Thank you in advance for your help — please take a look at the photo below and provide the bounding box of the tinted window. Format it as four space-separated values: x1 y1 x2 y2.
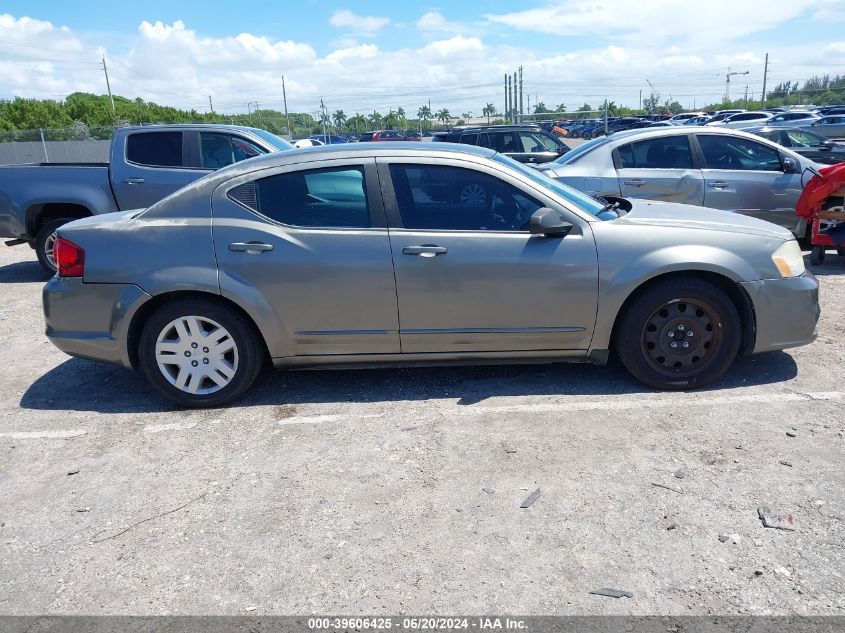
785 112 812 120
459 133 479 145
617 136 693 169
732 113 767 121
784 129 824 147
488 132 520 153
753 130 785 145
359 133 374 141
519 131 559 152
698 135 782 171
201 133 265 169
126 132 182 167
389 164 543 231
250 167 369 228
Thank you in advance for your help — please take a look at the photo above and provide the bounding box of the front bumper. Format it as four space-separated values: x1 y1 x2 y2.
43 277 152 368
740 272 820 354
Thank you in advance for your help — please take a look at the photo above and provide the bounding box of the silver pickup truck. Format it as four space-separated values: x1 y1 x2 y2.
0 124 292 272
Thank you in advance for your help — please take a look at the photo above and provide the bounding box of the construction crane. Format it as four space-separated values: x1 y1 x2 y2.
724 67 749 103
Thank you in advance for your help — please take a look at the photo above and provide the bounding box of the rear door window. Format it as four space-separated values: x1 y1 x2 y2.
616 136 693 169
234 166 371 228
126 132 183 167
459 133 479 145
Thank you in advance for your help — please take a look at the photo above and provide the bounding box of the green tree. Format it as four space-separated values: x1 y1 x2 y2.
417 105 432 132
482 102 496 124
555 103 566 114
332 109 347 131
533 102 550 114
368 111 383 128
435 108 451 126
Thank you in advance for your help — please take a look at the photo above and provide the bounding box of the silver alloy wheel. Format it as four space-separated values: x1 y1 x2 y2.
44 232 58 271
460 183 487 208
154 315 239 395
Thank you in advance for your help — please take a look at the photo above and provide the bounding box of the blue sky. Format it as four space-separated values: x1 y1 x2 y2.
1 1 844 116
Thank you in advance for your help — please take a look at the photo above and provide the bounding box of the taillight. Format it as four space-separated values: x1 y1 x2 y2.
53 237 85 277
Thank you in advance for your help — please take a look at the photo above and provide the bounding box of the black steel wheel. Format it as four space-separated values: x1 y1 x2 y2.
615 277 741 390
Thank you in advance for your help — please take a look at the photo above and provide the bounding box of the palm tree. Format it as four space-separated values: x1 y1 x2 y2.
332 109 347 132
417 104 432 132
384 110 398 130
396 106 406 123
461 111 473 121
435 108 451 126
555 103 566 114
482 102 496 124
347 114 367 134
368 111 383 128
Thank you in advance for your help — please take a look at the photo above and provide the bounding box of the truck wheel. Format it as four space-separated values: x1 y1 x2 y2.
35 218 74 274
615 277 741 390
810 246 826 266
138 298 265 408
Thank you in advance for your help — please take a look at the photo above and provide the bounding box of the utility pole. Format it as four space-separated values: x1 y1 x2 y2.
527 95 531 116
639 89 642 112
208 95 213 113
281 76 291 137
761 53 769 107
503 74 508 124
320 98 327 139
247 102 252 116
744 85 749 108
101 57 115 112
518 66 524 124
507 75 512 122
724 67 749 103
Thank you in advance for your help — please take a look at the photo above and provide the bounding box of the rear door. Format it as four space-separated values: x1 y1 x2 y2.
111 130 198 209
211 158 400 357
694 133 803 232
614 134 704 205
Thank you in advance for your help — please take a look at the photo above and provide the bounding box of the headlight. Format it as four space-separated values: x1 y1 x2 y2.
771 240 805 278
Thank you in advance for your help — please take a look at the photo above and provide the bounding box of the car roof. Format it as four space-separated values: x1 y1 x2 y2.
120 123 268 134
598 125 781 143
433 124 542 135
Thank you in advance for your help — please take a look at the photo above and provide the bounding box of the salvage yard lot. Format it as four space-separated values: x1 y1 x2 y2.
0 245 842 615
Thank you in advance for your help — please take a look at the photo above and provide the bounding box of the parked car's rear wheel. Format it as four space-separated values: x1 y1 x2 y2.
35 218 74 274
810 245 826 266
459 183 488 208
139 298 264 407
615 277 741 390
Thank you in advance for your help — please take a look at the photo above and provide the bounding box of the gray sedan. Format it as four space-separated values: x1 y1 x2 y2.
537 127 817 238
43 143 819 407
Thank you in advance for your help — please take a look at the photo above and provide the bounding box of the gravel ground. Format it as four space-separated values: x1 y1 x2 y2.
0 244 842 616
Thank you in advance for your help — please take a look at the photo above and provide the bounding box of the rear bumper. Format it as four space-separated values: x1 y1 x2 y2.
43 277 152 368
740 272 820 354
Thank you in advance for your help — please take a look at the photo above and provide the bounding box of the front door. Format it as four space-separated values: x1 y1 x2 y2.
380 159 598 354
211 159 400 357
695 134 803 232
614 134 704 205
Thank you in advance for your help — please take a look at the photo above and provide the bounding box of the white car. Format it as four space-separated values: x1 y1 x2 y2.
707 111 773 128
293 138 324 149
667 112 707 124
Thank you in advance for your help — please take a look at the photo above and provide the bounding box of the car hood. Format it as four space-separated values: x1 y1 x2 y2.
613 199 794 240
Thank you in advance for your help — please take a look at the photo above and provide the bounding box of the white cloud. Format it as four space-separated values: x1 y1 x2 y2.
329 10 390 37
485 0 816 45
1 12 844 119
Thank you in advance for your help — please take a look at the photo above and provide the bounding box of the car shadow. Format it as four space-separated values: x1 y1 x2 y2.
0 258 49 284
20 351 798 414
805 253 845 276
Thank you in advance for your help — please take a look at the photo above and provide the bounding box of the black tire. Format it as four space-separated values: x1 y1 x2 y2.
35 217 74 274
810 245 826 266
614 277 741 390
138 298 265 407
837 247 845 257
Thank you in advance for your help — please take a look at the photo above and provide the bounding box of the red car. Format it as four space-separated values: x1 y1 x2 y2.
358 130 419 141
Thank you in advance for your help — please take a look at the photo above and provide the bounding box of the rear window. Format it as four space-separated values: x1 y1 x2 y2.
126 132 183 167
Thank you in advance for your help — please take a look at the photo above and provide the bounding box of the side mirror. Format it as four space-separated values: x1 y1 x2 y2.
782 155 800 174
819 140 835 150
529 208 573 236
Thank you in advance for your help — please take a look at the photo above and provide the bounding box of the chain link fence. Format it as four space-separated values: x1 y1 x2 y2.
0 123 116 164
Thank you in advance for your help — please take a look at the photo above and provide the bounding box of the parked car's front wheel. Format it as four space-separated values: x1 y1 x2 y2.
35 218 74 275
615 277 741 390
139 298 265 407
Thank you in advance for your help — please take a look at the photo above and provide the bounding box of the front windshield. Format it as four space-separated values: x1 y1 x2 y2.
550 135 609 165
249 128 294 151
492 153 608 217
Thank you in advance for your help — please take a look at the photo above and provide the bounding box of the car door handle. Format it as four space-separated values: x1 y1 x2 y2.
709 181 729 189
229 241 274 253
402 245 448 257
123 177 145 184
623 179 645 186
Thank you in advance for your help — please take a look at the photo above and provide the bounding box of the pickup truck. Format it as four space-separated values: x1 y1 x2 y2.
0 124 292 272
